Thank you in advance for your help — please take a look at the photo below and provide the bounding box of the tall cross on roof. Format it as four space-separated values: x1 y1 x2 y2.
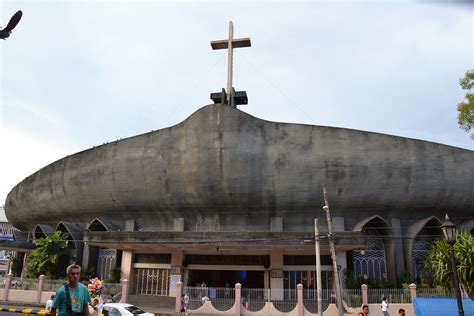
210 21 251 107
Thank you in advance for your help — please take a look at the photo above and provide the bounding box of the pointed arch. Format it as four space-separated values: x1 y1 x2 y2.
352 215 393 282
55 222 84 265
353 215 391 232
460 220 474 234
87 218 108 232
405 216 443 278
56 222 84 246
85 218 120 232
34 224 55 240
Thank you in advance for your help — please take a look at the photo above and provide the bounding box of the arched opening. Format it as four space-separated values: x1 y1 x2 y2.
85 218 120 280
352 216 392 282
55 222 84 275
410 217 442 283
88 219 107 232
33 224 55 240
34 226 46 240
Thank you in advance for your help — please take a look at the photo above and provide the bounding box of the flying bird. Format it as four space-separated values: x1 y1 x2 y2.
0 10 23 40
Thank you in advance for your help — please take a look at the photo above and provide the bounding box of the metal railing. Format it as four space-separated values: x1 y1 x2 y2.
241 288 266 312
182 286 235 311
367 288 411 304
10 277 39 290
42 279 66 292
270 288 298 312
416 287 451 298
303 289 331 314
101 282 122 302
342 288 363 308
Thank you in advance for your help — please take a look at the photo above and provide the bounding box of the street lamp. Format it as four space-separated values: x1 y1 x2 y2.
440 214 464 316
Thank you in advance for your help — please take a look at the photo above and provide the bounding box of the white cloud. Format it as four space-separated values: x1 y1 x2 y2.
0 126 79 207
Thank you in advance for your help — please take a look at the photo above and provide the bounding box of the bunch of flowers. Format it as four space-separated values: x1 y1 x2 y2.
87 277 103 298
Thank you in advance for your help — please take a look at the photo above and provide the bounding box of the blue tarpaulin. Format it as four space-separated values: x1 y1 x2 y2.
413 298 474 316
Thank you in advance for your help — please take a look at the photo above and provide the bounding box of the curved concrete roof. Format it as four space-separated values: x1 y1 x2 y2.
5 104 474 229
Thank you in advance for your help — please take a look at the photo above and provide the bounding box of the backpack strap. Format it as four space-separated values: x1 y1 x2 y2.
64 283 72 316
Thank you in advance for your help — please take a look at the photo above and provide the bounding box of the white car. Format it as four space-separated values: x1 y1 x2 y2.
102 303 154 316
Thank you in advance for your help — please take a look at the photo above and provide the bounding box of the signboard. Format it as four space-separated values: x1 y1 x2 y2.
270 269 283 278
171 266 182 275
169 274 181 296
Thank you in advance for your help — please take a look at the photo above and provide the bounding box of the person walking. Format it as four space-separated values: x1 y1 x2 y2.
51 264 91 316
381 296 389 316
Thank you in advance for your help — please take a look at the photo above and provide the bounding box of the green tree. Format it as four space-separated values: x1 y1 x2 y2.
26 231 72 278
425 231 473 297
457 70 474 138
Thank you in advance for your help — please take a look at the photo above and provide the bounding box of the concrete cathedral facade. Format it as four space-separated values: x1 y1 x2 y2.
4 103 474 298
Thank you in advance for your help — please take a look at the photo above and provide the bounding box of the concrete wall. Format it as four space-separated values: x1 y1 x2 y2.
5 104 474 231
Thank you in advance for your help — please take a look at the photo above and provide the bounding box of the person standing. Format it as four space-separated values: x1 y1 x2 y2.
45 295 55 311
381 296 389 316
51 264 91 316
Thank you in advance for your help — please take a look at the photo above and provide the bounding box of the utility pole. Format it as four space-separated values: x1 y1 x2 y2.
314 218 323 316
323 186 344 316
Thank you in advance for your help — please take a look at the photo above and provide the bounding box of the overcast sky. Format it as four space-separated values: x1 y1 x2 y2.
0 0 473 215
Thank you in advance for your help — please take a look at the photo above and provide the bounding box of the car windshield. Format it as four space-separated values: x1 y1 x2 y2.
124 306 146 314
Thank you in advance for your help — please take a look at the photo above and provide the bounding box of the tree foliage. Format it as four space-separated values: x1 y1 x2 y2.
457 70 474 138
26 231 72 278
425 231 473 297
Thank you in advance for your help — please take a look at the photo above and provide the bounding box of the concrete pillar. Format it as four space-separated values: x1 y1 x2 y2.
235 283 241 316
121 251 134 293
120 279 129 303
297 283 303 316
409 283 417 302
361 284 368 305
4 273 12 301
264 269 269 297
390 218 406 284
170 249 183 297
36 275 45 304
270 248 284 300
175 282 183 313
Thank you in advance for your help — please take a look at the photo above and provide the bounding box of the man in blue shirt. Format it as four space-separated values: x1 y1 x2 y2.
51 264 91 316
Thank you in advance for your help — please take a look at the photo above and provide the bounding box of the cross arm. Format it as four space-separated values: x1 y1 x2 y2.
211 37 252 50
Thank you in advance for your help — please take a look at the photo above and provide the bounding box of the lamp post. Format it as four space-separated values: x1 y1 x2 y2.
440 214 464 316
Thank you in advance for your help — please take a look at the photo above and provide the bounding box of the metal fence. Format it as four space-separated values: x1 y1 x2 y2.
367 288 411 304
101 282 122 302
10 277 39 290
183 286 235 311
342 289 363 308
241 288 266 312
303 289 331 314
268 288 298 313
417 287 451 298
42 279 66 292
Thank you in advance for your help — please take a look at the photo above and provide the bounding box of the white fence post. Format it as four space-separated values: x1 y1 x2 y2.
119 279 129 303
3 273 12 301
234 283 241 316
409 283 417 302
36 275 45 303
297 283 304 316
361 284 368 305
